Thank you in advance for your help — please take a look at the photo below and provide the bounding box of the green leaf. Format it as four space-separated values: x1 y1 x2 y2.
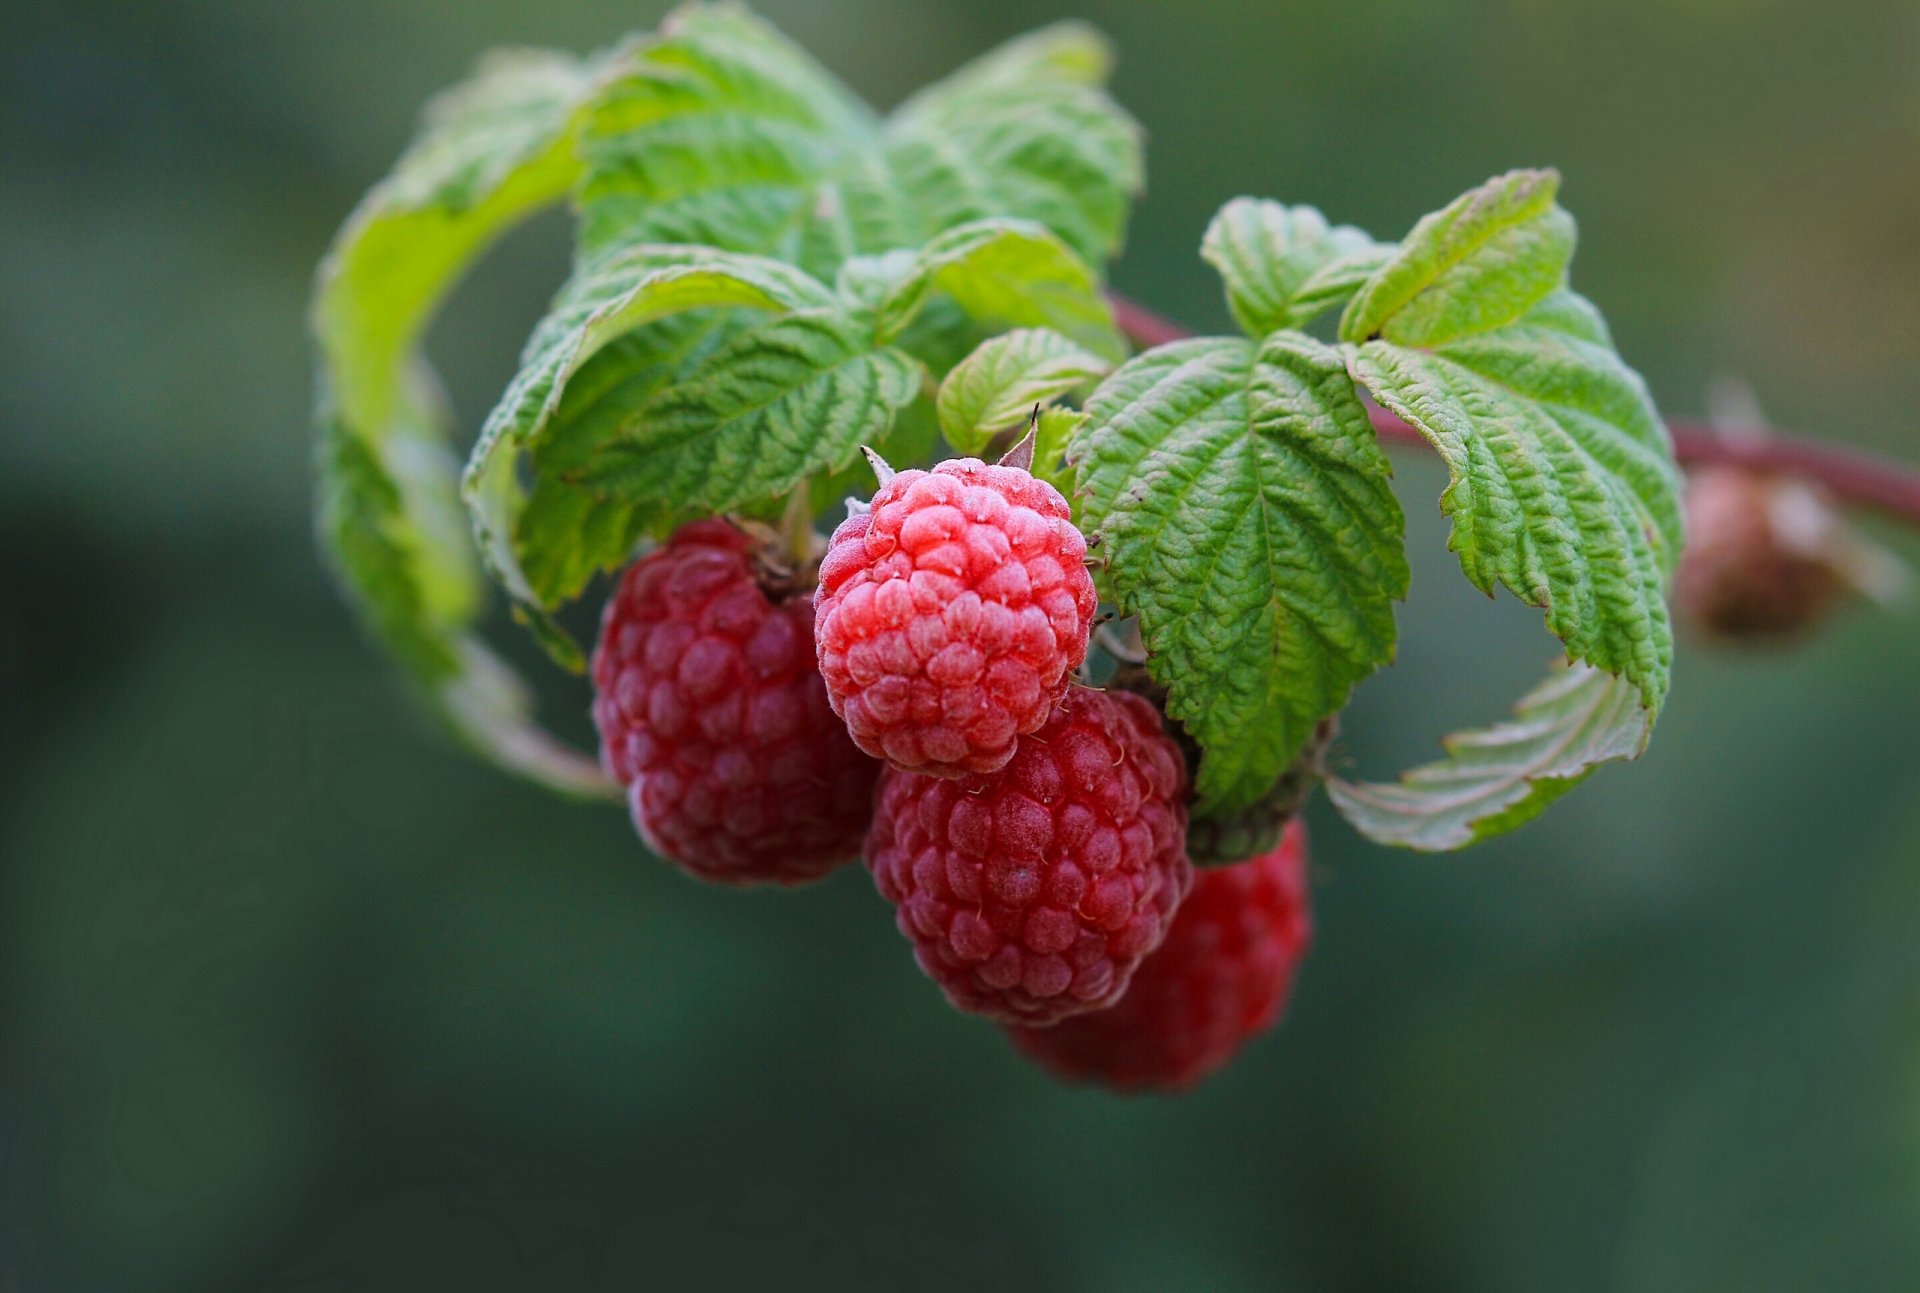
462 243 840 625
578 9 1142 275
882 21 1143 267
1327 660 1648 851
310 47 615 797
1030 405 1087 499
874 219 1125 361
935 328 1110 456
1327 169 1683 849
578 308 923 512
1073 332 1408 812
1340 167 1575 347
1200 198 1385 336
1347 289 1681 710
514 310 744 607
576 4 885 267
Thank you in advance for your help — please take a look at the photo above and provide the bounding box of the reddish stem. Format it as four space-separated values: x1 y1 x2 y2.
1106 292 1920 527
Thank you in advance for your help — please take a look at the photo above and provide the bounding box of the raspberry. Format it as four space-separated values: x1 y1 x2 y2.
864 687 1193 1024
1008 819 1312 1092
1673 465 1850 641
814 458 1098 777
1113 663 1335 866
591 519 880 885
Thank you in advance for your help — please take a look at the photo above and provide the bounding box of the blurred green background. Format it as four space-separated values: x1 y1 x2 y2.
5 1 1920 1288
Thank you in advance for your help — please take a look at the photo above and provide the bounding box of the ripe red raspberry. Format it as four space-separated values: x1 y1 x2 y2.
814 458 1098 778
1008 819 1312 1092
591 520 880 885
864 687 1193 1025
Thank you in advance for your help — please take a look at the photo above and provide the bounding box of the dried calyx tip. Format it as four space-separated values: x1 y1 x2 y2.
997 405 1041 472
860 445 896 487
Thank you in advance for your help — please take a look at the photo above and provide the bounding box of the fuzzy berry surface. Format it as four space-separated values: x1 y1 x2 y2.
591 520 879 886
864 687 1193 1025
1008 819 1312 1093
814 458 1098 778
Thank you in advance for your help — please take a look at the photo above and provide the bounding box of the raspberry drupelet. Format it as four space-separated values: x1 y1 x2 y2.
864 687 1193 1025
1008 818 1313 1092
814 458 1098 778
591 520 880 886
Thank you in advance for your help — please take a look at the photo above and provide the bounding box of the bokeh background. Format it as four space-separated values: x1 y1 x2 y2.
5 1 1920 1288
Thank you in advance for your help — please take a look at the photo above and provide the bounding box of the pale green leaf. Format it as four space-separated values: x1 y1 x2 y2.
1031 405 1086 498
1200 197 1384 336
578 9 1142 275
1328 660 1649 851
1073 332 1408 811
1347 289 1681 711
1340 167 1574 347
462 243 839 620
579 308 922 513
1327 170 1683 849
874 219 1124 361
311 47 615 797
935 328 1110 456
881 21 1142 267
577 4 886 267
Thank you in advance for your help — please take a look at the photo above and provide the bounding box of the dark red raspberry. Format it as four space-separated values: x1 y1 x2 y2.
814 458 1098 778
1008 819 1312 1092
591 520 880 885
864 687 1193 1025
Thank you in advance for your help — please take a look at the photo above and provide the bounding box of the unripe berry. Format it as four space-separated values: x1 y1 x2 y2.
814 458 1098 778
591 520 880 885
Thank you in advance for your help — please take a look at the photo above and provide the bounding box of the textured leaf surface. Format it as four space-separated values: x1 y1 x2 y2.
578 8 1140 273
1200 198 1384 336
1328 661 1647 851
463 244 839 615
311 48 614 796
1341 168 1575 347
1330 170 1683 848
580 309 922 510
1074 333 1408 811
881 21 1142 267
874 219 1124 361
935 328 1109 456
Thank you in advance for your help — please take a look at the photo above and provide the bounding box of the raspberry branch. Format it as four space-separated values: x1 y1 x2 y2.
1106 292 1920 527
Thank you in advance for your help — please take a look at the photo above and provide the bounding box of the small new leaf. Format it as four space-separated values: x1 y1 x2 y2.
936 328 1110 456
1341 167 1574 347
1200 198 1385 336
1328 661 1647 851
1074 332 1408 811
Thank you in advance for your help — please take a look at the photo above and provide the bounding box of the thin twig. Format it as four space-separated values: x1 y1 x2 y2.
1106 291 1920 527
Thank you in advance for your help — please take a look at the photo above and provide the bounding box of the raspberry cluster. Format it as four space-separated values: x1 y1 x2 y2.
814 458 1098 778
587 455 1316 1090
591 520 879 885
1007 819 1312 1091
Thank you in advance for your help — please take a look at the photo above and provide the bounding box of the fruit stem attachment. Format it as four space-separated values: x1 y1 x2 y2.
1104 291 1920 528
